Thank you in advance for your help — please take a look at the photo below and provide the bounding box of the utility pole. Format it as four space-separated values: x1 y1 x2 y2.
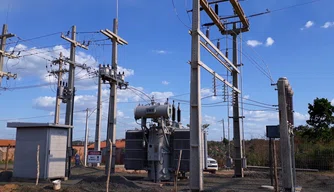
50 52 67 124
94 65 103 167
61 26 89 178
0 24 18 87
222 118 225 140
190 0 203 191
277 77 294 192
84 108 89 167
231 22 244 178
100 19 129 175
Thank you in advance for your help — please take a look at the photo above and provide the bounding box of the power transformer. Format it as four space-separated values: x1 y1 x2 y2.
124 100 207 182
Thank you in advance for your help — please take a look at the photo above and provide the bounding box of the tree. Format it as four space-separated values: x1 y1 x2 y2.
303 98 334 143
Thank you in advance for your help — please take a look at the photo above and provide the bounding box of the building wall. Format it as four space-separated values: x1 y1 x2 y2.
73 145 85 163
14 128 48 179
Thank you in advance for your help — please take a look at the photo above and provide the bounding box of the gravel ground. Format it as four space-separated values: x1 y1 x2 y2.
0 166 333 192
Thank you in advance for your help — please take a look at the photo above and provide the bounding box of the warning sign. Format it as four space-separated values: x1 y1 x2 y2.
87 151 102 163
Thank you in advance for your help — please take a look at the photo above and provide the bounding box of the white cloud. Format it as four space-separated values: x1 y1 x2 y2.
152 50 168 54
162 80 169 85
305 21 314 28
246 40 262 47
202 115 218 131
331 99 334 105
265 37 275 47
5 44 134 91
243 95 250 99
294 112 308 122
321 22 334 29
102 87 174 103
201 88 217 100
301 21 314 30
33 96 55 110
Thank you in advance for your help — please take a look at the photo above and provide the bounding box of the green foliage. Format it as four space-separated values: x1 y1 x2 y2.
222 138 229 146
294 140 334 171
300 98 334 143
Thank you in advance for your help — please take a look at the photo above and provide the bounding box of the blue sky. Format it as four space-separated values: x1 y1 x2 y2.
0 0 333 141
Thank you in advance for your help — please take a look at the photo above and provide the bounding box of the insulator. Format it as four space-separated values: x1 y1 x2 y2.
215 3 219 15
172 100 176 122
107 64 110 68
213 77 217 96
217 40 220 50
177 103 181 123
206 28 210 39
103 64 106 68
225 48 228 58
122 72 125 75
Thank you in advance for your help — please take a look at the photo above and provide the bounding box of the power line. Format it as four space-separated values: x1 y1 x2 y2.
0 109 86 122
269 0 322 13
172 0 191 29
5 32 64 46
0 76 96 91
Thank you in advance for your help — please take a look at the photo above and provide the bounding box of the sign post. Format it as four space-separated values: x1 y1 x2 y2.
87 151 102 164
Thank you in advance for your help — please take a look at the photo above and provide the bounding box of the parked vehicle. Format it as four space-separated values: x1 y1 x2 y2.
204 156 218 174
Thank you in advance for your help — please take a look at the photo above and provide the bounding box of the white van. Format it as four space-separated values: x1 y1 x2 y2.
204 156 218 174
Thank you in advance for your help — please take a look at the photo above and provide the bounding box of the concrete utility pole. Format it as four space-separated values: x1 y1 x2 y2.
220 118 225 140
108 18 119 175
94 65 103 167
84 108 89 166
277 77 294 192
51 52 66 124
0 24 18 87
190 0 203 190
61 25 89 178
231 23 244 177
100 18 129 175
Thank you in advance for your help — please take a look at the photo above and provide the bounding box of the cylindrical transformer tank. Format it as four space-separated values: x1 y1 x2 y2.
134 104 172 120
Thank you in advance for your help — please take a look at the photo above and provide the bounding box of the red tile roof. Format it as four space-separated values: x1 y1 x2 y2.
0 140 16 147
88 139 125 149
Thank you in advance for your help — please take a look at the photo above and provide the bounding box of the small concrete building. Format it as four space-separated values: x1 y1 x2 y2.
7 122 72 180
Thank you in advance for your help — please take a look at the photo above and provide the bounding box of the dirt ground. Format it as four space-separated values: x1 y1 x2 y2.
0 166 333 192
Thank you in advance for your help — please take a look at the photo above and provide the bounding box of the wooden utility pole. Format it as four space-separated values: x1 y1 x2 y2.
0 24 18 87
36 145 40 185
4 144 10 171
174 150 183 192
61 25 88 178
